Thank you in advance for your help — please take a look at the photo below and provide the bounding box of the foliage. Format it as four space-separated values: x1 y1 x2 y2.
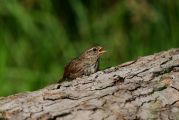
0 0 179 96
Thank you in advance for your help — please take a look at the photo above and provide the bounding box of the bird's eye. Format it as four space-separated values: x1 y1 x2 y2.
93 48 97 51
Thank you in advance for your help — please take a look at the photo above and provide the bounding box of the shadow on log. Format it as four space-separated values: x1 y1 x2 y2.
1 48 179 120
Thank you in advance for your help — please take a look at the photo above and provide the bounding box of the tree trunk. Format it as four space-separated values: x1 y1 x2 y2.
1 48 179 120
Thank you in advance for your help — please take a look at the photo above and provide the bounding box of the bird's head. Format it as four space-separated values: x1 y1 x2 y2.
81 46 106 60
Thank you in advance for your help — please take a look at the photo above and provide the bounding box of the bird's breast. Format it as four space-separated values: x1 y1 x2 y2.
84 61 99 75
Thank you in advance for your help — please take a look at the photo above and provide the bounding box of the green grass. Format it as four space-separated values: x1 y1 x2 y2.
0 0 179 96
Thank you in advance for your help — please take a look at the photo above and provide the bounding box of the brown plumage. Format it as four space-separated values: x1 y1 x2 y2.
58 46 106 82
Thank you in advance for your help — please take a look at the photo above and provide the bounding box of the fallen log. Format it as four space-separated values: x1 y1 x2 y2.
0 48 179 120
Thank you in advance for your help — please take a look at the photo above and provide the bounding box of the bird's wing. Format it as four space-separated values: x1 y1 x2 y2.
62 58 84 79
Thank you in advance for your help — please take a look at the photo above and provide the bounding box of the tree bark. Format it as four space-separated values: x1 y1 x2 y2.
1 48 179 120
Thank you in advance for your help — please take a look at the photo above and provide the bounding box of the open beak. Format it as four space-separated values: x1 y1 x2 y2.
98 47 106 55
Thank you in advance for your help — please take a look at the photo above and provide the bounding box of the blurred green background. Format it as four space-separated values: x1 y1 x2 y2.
0 0 179 96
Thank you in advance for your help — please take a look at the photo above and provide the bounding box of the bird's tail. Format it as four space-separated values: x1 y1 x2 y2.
57 77 63 83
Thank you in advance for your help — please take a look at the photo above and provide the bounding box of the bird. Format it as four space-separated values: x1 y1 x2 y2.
58 46 106 82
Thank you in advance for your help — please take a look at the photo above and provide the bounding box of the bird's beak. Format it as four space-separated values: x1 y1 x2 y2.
98 47 106 55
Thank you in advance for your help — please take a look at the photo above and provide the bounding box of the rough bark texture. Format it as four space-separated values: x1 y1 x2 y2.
1 49 179 120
